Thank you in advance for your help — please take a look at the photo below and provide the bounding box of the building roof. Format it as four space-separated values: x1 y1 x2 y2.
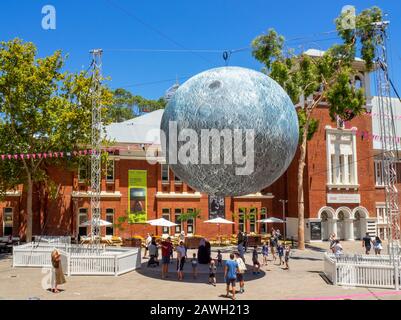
104 109 164 144
304 48 364 62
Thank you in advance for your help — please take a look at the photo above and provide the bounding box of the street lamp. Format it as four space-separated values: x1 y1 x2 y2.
279 199 288 240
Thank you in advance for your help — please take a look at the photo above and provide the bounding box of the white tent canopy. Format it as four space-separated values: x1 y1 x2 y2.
146 218 177 227
203 217 234 224
80 218 112 227
257 217 285 223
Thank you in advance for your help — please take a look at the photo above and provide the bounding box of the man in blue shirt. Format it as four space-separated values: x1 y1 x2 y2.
224 253 239 300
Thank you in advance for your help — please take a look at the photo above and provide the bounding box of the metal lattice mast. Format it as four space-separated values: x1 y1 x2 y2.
89 49 103 244
373 21 400 289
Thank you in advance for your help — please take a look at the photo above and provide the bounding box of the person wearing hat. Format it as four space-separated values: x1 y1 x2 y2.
50 249 66 293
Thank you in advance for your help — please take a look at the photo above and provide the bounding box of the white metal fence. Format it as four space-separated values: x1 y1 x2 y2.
13 243 140 276
33 236 71 244
324 253 400 289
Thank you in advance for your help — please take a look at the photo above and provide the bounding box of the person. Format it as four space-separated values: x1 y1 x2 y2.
50 249 66 293
237 241 245 263
329 233 337 253
243 232 248 252
198 238 209 264
284 244 291 270
252 246 260 274
224 253 239 300
261 242 269 266
276 229 282 240
143 233 152 258
179 231 186 243
161 237 173 279
217 250 223 267
270 238 276 262
362 233 373 255
237 231 244 245
277 242 284 265
176 241 186 280
147 238 159 267
205 239 212 262
191 253 198 279
333 240 344 258
208 259 217 286
373 236 383 255
235 252 247 293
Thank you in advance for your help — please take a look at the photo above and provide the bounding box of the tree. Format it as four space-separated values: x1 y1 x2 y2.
0 38 113 241
105 88 167 123
178 209 201 234
252 7 382 249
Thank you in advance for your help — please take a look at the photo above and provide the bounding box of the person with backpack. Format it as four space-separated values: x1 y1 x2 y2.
235 251 247 293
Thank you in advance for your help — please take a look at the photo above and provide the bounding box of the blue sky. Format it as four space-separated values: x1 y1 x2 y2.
0 0 400 99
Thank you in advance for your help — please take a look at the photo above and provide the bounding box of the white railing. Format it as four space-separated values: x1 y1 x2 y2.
12 243 141 276
324 252 401 289
33 236 71 244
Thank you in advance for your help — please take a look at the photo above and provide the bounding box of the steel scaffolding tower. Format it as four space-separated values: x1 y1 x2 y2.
89 49 103 244
373 21 400 289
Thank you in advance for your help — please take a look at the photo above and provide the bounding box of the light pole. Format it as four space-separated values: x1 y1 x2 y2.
279 199 288 240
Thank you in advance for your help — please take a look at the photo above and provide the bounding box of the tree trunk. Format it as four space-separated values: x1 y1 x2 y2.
26 174 33 242
297 112 311 250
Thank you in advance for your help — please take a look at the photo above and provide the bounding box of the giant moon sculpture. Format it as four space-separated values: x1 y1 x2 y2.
160 66 299 196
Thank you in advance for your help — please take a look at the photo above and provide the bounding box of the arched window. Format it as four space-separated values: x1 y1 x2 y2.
354 75 363 90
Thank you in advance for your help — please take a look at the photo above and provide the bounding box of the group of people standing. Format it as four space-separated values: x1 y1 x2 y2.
329 232 383 256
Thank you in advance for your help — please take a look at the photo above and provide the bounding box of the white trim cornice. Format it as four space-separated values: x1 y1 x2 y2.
72 191 122 198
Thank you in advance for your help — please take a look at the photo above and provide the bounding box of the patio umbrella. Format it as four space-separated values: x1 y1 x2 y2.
146 218 177 227
257 217 285 223
203 217 234 245
79 218 112 227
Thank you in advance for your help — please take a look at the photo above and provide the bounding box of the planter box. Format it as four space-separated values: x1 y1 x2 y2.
123 238 142 247
247 235 262 247
185 237 204 249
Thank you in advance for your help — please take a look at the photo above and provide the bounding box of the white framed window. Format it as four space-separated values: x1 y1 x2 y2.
161 164 169 184
260 207 267 233
106 160 114 183
174 208 182 234
326 129 357 187
249 208 257 233
78 159 89 183
376 205 387 224
105 208 114 236
186 208 194 234
238 208 246 233
174 174 182 184
162 208 170 234
374 160 385 187
3 207 13 236
78 208 88 236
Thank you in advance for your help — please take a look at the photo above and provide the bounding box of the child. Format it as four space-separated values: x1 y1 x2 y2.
261 242 269 266
269 238 276 262
217 250 223 267
277 243 284 265
284 244 291 270
191 253 198 279
208 259 217 286
252 246 260 275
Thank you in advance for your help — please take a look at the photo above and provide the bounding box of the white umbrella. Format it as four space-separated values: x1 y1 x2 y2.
80 218 112 227
204 217 234 245
257 217 285 223
146 218 177 227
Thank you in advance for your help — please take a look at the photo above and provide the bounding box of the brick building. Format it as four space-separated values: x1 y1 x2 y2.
0 52 397 242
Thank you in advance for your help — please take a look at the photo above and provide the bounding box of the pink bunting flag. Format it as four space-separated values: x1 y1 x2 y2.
26 154 30 159
78 150 82 155
13 155 18 160
43 153 47 158
54 152 58 158
60 152 63 157
7 155 11 160
32 154 36 159
83 150 87 155
1 155 4 160
20 154 24 159
48 152 52 158
38 153 42 158
73 151 78 156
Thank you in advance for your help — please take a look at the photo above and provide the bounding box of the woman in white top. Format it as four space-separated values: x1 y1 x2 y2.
333 240 343 258
176 241 187 280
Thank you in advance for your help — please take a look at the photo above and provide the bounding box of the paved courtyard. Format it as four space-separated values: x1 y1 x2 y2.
1 241 401 300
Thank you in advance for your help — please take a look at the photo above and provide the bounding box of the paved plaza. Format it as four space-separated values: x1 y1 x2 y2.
1 241 401 300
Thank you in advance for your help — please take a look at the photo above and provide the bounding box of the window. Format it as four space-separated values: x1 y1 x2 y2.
249 208 257 233
238 208 246 233
260 207 267 233
374 160 384 186
174 174 182 184
327 131 357 186
105 209 114 236
78 159 89 183
161 164 169 183
376 205 386 224
186 208 194 234
78 208 88 236
3 208 13 236
174 208 182 234
106 160 114 183
162 208 170 234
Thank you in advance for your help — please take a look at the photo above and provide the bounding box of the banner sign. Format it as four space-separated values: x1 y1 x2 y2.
128 170 147 223
208 195 225 219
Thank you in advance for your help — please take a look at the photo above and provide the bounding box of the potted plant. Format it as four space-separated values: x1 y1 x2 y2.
114 210 143 247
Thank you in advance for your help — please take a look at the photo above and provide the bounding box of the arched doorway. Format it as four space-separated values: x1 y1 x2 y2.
318 207 336 241
352 207 369 240
336 207 353 240
321 212 329 241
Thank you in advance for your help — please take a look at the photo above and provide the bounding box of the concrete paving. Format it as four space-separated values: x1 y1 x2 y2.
0 241 400 300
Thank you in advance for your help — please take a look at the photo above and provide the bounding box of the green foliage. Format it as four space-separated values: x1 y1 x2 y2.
297 109 319 141
178 209 201 222
105 88 167 123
